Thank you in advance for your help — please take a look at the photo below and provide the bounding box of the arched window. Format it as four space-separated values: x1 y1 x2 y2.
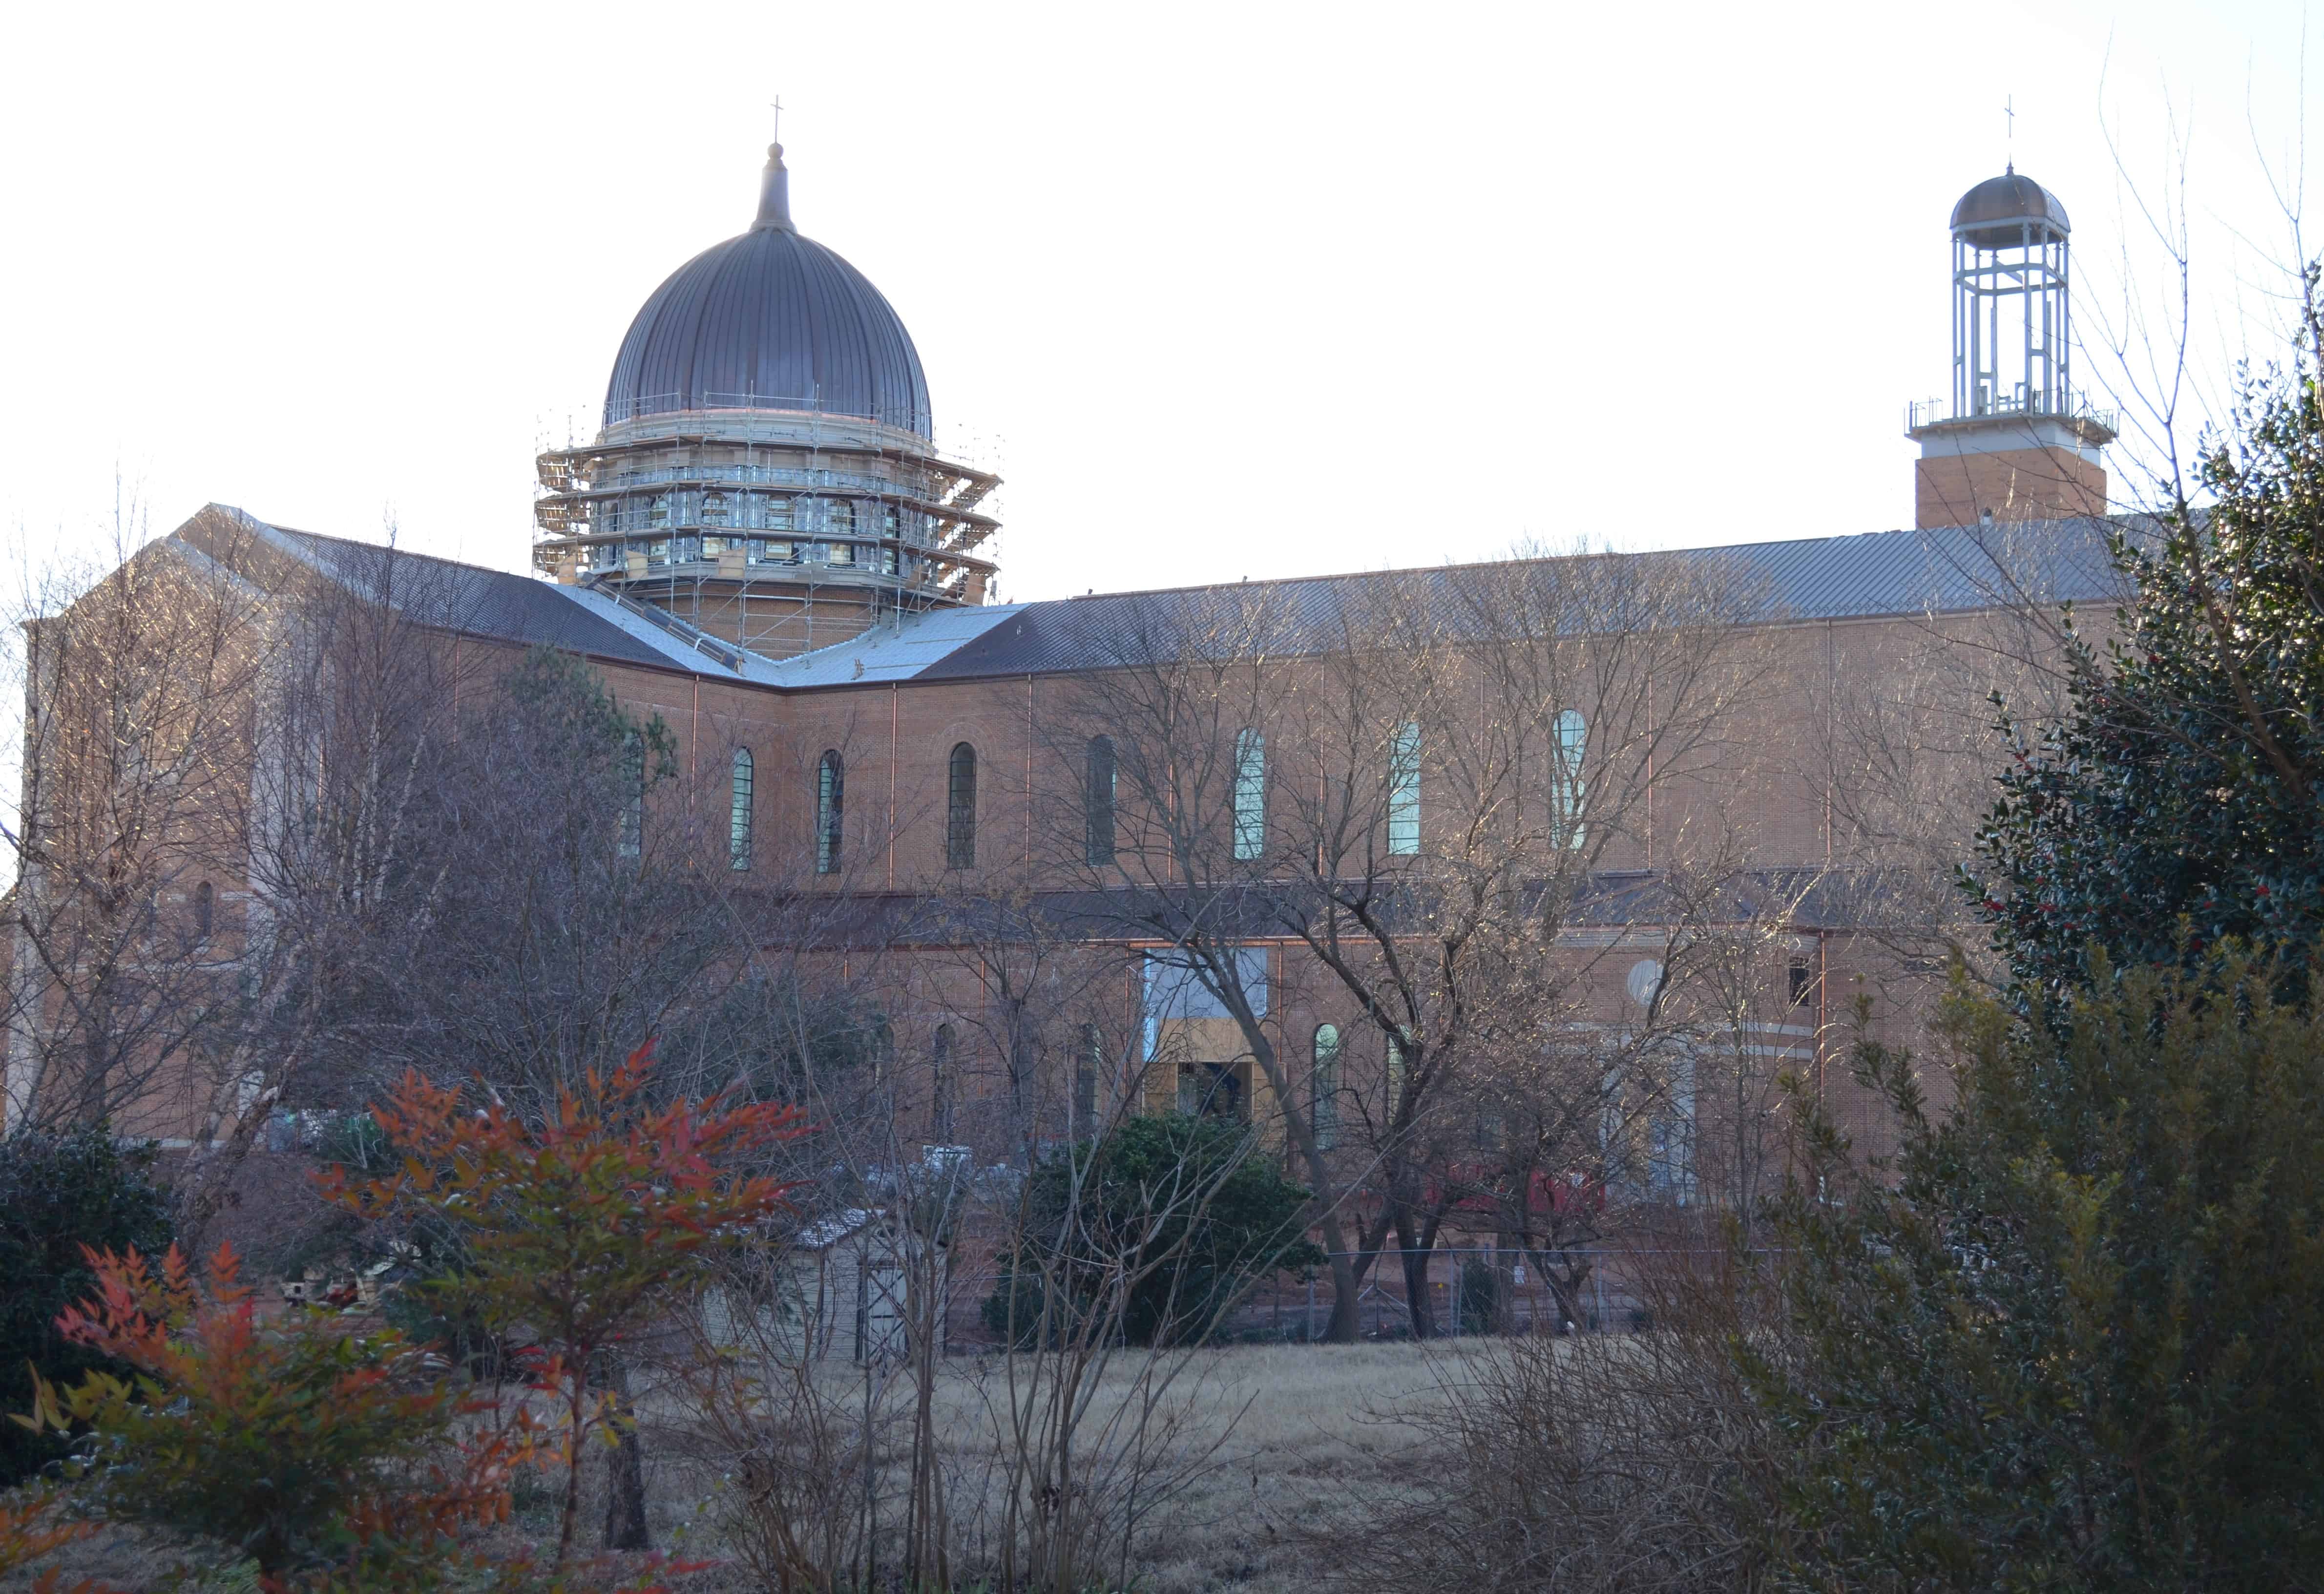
1552 709 1587 848
946 742 978 869
729 748 754 871
1233 728 1265 861
618 732 645 858
1387 722 1421 855
193 881 214 940
816 750 844 875
932 1022 955 1140
1085 735 1116 865
1311 1023 1340 1150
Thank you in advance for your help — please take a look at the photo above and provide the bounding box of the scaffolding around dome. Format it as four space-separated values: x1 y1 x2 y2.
531 136 1001 659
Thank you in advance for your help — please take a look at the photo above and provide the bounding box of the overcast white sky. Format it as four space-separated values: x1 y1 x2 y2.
1 1 2318 602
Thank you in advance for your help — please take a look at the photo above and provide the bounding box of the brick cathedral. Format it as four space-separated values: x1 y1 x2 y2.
6 138 2124 1259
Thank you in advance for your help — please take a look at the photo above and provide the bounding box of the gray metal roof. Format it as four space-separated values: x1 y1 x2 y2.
179 508 2133 695
602 144 931 437
759 601 1027 686
187 508 747 678
1950 169 2071 245
911 519 2130 683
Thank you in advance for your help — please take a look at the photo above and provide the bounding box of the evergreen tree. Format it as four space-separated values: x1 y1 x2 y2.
986 1114 1322 1348
1748 960 2324 1589
1970 290 2324 991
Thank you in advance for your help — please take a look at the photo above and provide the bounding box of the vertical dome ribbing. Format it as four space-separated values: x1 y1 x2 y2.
602 150 931 437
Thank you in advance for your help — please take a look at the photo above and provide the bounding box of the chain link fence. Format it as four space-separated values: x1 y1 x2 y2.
929 1246 1728 1354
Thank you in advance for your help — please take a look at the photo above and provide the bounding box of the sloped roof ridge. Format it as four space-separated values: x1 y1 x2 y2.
209 505 530 582
1008 516 2126 612
189 506 744 679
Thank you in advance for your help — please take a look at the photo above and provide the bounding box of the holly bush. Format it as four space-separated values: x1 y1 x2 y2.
0 1128 172 1486
1970 296 2324 993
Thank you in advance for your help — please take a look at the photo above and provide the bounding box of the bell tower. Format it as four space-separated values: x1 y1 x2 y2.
1905 168 2115 528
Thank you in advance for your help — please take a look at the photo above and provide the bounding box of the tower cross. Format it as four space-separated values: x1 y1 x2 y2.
770 95 784 145
2005 95 2015 171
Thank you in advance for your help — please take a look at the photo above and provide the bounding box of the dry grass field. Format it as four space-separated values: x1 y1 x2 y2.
6 1340 1502 1593
924 1340 1485 1594
634 1338 1495 1594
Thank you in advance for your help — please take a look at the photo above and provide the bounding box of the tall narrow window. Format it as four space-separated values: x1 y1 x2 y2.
193 881 214 940
1075 1024 1101 1127
946 742 978 869
1233 727 1265 861
1311 1023 1340 1150
816 750 844 875
618 732 645 858
1085 735 1116 865
729 748 754 871
932 1023 955 1140
1387 722 1421 856
1552 709 1588 848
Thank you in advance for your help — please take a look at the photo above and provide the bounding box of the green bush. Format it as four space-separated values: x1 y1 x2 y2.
1969 290 2324 996
984 1113 1323 1348
1748 956 2324 1589
0 1127 172 1486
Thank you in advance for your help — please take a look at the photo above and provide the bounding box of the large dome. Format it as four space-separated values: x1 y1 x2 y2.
602 143 932 439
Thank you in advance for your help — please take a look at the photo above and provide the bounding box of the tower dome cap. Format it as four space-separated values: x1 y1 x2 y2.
1950 168 2071 248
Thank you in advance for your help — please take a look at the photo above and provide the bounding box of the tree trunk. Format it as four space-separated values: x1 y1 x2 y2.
1395 1209 1435 1340
1317 1209 1363 1342
1539 1253 1592 1335
602 1356 651 1552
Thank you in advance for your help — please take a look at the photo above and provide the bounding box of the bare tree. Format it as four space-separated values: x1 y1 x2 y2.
1044 547 1775 1340
3 505 282 1141
0 508 508 1255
